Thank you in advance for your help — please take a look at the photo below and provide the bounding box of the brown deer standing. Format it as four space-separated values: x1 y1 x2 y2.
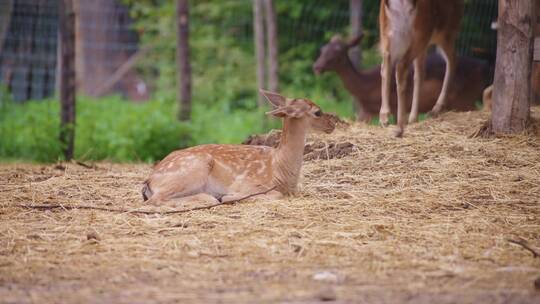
379 0 464 137
313 34 489 122
142 90 336 207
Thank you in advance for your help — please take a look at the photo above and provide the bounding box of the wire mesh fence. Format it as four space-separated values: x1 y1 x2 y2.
0 0 59 102
0 0 498 104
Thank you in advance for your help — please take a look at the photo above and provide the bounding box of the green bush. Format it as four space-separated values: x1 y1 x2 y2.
0 97 191 162
0 88 354 163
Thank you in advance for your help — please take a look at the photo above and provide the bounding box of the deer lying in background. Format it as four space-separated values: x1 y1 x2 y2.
483 64 540 111
142 90 336 207
313 34 489 122
379 0 464 137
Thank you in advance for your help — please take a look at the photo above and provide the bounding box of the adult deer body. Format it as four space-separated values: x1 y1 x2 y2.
142 90 335 207
380 0 464 136
313 35 489 122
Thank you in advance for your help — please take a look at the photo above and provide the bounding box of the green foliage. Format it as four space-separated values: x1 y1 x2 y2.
0 99 62 162
0 95 288 162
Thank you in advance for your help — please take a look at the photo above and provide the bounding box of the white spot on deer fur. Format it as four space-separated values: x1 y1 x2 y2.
386 0 416 63
234 172 248 183
256 165 266 175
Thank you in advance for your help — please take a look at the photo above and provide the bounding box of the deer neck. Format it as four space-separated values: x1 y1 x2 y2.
334 57 374 106
272 117 308 195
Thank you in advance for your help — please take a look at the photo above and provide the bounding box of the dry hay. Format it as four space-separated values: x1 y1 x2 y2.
1 108 540 303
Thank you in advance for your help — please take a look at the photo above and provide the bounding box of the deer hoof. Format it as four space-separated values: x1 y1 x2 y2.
428 107 444 118
379 112 390 127
408 115 418 124
392 128 404 138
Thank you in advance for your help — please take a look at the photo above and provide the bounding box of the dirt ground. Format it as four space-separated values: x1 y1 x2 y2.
1 108 540 303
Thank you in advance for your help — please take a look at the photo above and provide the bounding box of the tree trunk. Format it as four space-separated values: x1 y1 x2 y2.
264 0 278 93
491 0 533 133
253 0 266 106
176 0 191 121
349 0 365 121
59 0 77 160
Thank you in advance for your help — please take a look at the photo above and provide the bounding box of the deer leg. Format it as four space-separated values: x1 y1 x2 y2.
430 43 455 116
144 155 216 206
394 58 411 138
409 52 426 124
148 193 220 209
221 189 282 203
380 50 392 127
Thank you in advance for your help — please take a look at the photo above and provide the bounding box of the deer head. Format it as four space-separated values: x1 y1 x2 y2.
313 34 364 75
260 89 335 134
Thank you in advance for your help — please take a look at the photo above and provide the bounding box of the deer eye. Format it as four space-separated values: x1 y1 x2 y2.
314 110 322 117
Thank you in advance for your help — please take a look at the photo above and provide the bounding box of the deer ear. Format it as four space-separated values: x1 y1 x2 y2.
260 89 285 108
265 107 288 118
265 105 306 118
330 34 343 43
347 33 364 48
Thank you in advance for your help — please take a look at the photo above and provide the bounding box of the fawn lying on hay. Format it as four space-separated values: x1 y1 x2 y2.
142 90 336 207
379 0 464 137
313 34 489 122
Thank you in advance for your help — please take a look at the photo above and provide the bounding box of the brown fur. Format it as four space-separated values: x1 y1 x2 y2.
313 35 489 122
379 0 464 137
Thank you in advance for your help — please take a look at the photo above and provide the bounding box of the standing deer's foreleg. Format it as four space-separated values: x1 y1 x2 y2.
409 51 426 123
430 42 456 116
380 50 392 127
394 57 412 137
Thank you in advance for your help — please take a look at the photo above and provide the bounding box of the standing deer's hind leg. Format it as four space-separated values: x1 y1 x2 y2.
430 43 455 116
380 50 392 127
409 51 426 124
394 58 411 138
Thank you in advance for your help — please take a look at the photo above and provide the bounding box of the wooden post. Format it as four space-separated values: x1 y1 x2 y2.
58 0 76 160
253 0 266 106
176 0 191 121
0 0 13 56
491 0 534 133
349 0 363 67
264 0 278 93
349 0 364 121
